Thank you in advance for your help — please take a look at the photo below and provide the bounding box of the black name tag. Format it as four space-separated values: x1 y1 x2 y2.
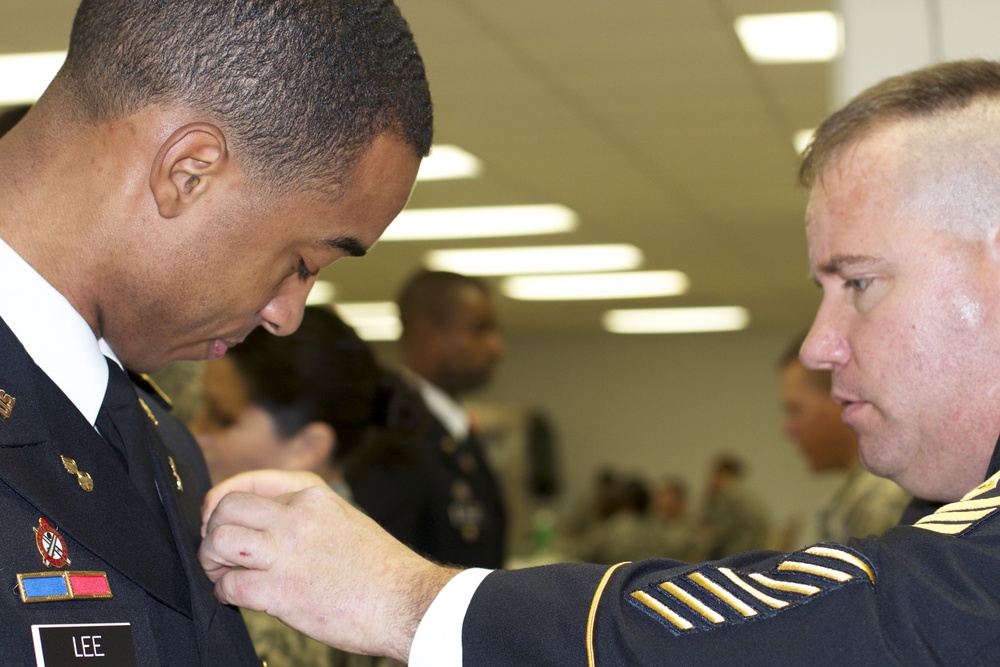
31 623 136 666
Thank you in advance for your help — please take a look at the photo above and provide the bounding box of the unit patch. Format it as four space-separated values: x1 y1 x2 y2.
629 543 875 636
34 518 71 569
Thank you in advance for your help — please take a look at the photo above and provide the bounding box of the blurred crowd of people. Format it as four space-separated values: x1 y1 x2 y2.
554 457 770 566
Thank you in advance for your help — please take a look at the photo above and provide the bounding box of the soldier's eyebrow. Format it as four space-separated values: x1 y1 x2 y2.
324 236 367 257
811 254 884 285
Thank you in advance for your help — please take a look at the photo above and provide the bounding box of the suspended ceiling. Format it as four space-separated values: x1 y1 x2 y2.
1 0 832 338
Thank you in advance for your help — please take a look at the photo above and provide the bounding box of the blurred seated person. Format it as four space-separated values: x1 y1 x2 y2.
190 305 404 667
650 476 702 562
558 466 626 541
572 477 667 564
700 455 771 559
780 336 910 542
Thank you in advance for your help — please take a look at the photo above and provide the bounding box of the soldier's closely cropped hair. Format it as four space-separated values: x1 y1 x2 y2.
396 270 492 332
799 59 1000 187
56 0 433 195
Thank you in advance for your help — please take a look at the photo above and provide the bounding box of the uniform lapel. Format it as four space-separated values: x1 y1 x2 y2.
0 320 192 616
134 377 260 665
140 406 219 656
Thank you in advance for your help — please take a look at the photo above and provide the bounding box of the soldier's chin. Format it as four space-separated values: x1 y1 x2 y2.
206 340 230 360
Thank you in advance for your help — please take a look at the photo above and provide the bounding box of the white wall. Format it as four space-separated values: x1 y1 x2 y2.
835 0 1000 107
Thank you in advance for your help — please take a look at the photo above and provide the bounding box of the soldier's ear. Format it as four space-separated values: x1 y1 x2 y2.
149 123 229 218
281 422 336 472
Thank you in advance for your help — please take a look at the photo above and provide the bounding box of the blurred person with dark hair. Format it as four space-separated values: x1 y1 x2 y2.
191 306 418 667
700 455 771 558
192 306 389 488
554 467 625 556
780 335 909 543
348 269 507 569
651 477 687 522
650 477 702 562
574 477 694 565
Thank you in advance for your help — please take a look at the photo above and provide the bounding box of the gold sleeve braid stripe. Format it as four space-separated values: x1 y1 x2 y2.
660 581 725 623
777 560 854 582
629 590 694 632
628 544 875 637
688 572 757 617
803 546 875 584
915 469 1000 536
717 568 789 609
748 572 821 596
587 562 630 667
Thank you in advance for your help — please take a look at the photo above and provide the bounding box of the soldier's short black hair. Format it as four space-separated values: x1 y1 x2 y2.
58 0 433 195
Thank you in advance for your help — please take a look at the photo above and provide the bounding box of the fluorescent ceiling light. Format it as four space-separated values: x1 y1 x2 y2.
0 51 66 105
793 128 815 155
306 280 336 305
382 204 578 241
735 12 841 64
425 244 642 276
333 302 401 341
351 320 401 341
504 271 688 301
416 144 483 181
603 306 750 334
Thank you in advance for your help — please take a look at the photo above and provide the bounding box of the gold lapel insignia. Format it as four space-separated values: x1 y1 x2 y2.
136 373 173 408
60 455 94 492
0 389 15 419
137 397 158 426
167 456 184 493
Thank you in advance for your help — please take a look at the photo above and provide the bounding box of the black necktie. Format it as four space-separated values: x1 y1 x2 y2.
95 356 164 517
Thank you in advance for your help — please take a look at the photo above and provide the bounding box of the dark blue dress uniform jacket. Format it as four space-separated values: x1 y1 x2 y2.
349 415 507 569
464 453 1000 665
0 316 258 665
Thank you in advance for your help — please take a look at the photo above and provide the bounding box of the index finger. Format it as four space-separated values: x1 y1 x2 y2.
201 469 326 535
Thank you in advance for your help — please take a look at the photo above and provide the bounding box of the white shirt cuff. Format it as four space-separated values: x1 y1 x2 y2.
407 568 492 667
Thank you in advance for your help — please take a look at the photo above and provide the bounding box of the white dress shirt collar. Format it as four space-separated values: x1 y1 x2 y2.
0 237 118 425
403 368 470 442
